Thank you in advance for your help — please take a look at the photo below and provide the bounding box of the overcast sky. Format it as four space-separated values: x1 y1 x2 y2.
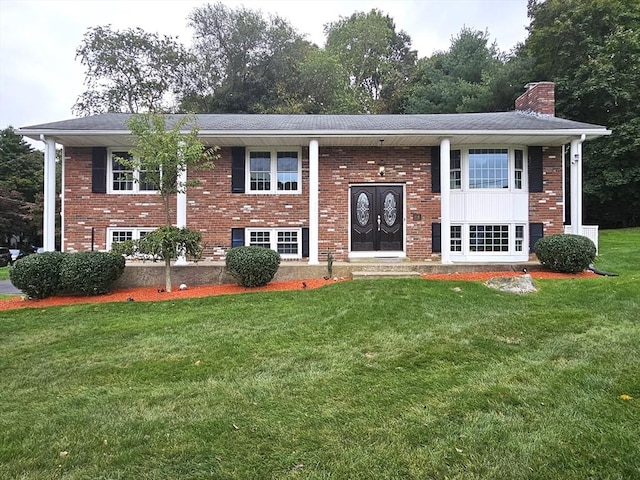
0 0 529 135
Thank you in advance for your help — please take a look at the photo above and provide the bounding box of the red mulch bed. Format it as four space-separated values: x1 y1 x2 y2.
0 271 596 311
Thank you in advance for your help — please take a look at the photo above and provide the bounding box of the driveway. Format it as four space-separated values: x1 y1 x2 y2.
0 280 20 295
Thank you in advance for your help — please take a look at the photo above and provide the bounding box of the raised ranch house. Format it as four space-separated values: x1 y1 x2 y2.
17 82 610 273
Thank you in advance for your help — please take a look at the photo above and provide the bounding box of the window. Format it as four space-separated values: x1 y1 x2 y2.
515 225 525 252
247 228 301 258
450 225 462 252
247 149 301 194
514 150 524 190
469 225 509 252
107 227 155 251
468 149 509 189
450 150 461 189
109 150 158 194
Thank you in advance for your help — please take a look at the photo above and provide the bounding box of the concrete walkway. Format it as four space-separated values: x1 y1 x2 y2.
0 280 20 295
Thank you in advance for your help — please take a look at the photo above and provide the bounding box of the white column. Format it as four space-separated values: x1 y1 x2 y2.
440 138 452 264
175 163 188 265
42 136 57 252
570 137 584 235
308 139 320 265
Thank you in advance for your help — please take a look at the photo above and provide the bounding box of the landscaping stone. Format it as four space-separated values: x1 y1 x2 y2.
486 274 537 294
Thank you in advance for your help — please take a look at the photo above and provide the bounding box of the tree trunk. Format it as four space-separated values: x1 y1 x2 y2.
165 256 172 292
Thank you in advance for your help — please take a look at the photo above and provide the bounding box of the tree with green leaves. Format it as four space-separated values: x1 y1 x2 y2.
324 9 417 113
522 0 640 227
0 127 45 247
184 2 315 114
74 25 191 115
112 114 217 291
404 27 521 113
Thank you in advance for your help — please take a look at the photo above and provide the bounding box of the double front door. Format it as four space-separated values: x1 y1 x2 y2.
351 185 403 252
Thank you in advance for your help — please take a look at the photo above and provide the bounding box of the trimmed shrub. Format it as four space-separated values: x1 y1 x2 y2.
535 233 596 273
60 252 126 295
9 251 67 299
225 246 281 287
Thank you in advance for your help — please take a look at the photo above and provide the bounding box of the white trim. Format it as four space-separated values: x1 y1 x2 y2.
107 148 159 195
440 138 452 264
245 147 302 195
448 222 530 262
42 136 57 251
570 136 586 235
106 227 156 252
245 227 303 260
308 140 319 265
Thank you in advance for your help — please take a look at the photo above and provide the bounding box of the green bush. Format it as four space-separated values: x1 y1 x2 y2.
9 252 67 299
535 233 597 273
60 252 126 295
225 246 281 287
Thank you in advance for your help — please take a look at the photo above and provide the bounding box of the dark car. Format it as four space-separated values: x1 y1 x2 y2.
0 247 12 267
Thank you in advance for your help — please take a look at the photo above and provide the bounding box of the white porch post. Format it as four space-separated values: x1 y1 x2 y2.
570 136 585 235
175 163 188 265
308 139 320 265
42 136 57 252
440 138 452 264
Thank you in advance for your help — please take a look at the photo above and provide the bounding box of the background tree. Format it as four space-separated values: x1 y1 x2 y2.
0 128 45 247
113 113 217 291
184 2 314 113
522 0 640 227
74 25 191 115
404 28 522 113
324 9 417 113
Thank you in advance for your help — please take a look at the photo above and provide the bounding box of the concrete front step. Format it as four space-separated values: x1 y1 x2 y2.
352 271 423 280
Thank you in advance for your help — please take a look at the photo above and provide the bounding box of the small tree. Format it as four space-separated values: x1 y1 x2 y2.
114 113 217 291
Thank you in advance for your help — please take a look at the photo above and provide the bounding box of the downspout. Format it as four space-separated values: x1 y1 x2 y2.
569 134 586 235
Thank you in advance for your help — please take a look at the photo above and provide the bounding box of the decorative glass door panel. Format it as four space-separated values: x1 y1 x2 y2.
351 186 403 252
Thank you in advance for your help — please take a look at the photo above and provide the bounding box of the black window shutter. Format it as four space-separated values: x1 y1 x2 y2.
231 147 246 193
528 146 543 193
302 227 309 258
432 222 442 253
231 228 245 248
431 146 441 193
529 223 543 253
92 147 107 193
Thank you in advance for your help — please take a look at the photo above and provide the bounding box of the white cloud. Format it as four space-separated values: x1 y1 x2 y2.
0 0 529 133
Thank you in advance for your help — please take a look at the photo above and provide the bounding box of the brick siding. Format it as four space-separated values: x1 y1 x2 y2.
63 144 563 261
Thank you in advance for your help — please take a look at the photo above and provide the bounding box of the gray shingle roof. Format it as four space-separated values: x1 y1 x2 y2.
20 111 606 132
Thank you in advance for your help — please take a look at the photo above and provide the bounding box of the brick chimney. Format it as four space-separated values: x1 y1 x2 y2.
515 82 555 115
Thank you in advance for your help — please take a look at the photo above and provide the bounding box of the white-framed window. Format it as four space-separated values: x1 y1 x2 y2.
246 228 302 258
469 149 509 189
450 150 462 190
107 227 155 251
451 147 527 191
514 149 524 190
451 225 462 252
246 148 301 194
108 149 159 194
469 225 509 252
515 225 525 252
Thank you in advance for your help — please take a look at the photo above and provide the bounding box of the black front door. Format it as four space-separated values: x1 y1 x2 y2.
351 185 403 252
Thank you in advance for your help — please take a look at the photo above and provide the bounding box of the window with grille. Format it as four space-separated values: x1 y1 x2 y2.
469 225 509 252
247 149 301 194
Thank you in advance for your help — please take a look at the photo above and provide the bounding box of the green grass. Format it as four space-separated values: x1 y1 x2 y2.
1 229 639 479
0 266 9 281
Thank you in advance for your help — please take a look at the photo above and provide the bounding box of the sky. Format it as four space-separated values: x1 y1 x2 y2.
0 0 530 139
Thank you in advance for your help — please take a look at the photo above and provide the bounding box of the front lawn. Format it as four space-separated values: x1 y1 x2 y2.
0 266 9 281
0 229 638 479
